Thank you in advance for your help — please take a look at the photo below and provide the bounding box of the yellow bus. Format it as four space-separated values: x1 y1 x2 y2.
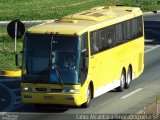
21 6 144 108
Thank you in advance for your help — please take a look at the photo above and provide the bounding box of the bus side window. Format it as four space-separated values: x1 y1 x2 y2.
115 23 123 44
99 28 108 51
90 31 99 55
93 32 99 52
107 26 115 47
81 32 89 57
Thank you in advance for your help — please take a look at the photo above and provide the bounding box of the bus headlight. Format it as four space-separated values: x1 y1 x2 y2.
21 87 32 92
62 88 80 94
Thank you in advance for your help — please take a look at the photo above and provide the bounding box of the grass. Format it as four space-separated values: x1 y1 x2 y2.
1 0 160 21
156 95 160 100
0 28 22 70
119 0 160 11
0 0 160 70
0 0 120 21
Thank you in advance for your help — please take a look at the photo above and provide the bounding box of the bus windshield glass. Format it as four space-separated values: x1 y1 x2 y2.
22 34 80 84
22 34 51 83
51 35 80 84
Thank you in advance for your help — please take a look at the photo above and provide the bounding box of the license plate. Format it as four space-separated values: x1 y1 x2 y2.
44 96 54 100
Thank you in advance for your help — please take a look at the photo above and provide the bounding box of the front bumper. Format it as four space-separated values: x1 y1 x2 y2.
21 92 84 106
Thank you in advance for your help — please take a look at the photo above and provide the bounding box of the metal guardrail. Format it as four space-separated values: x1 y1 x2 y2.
0 20 55 28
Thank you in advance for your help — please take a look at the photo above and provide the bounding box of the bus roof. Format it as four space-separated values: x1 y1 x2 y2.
28 6 142 35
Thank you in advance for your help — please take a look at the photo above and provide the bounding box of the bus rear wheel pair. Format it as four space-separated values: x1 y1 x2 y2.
82 68 132 108
116 68 132 92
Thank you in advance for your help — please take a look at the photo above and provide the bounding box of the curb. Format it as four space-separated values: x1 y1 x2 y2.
152 10 160 13
0 70 21 77
0 20 54 27
143 10 160 15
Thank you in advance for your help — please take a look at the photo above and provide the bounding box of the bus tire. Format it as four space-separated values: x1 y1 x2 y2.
125 67 132 89
116 70 125 92
81 85 91 108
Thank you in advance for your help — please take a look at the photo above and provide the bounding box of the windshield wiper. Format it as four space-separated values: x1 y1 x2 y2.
54 64 64 86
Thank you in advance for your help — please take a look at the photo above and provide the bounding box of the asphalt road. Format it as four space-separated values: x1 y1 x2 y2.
0 84 11 111
1 13 160 120
0 77 21 112
144 13 160 45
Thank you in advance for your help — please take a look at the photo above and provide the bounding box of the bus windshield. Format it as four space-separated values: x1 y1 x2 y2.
51 35 80 84
22 34 80 84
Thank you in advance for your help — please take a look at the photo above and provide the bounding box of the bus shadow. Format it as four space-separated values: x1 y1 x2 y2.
12 104 82 113
35 104 80 113
144 21 160 45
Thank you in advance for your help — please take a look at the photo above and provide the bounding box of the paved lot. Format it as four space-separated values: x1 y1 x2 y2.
0 77 21 112
0 84 11 111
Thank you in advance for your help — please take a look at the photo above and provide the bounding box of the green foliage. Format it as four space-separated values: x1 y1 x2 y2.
156 95 160 100
0 0 119 21
0 28 23 70
1 0 160 21
119 0 160 11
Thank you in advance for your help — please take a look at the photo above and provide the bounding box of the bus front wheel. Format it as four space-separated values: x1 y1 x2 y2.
81 85 91 108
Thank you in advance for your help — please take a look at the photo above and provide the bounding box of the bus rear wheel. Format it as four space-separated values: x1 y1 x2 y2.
125 67 132 89
116 70 125 92
81 85 91 108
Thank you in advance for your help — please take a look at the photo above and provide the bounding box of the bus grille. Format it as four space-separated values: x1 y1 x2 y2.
50 89 62 92
34 88 62 92
35 88 47 92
